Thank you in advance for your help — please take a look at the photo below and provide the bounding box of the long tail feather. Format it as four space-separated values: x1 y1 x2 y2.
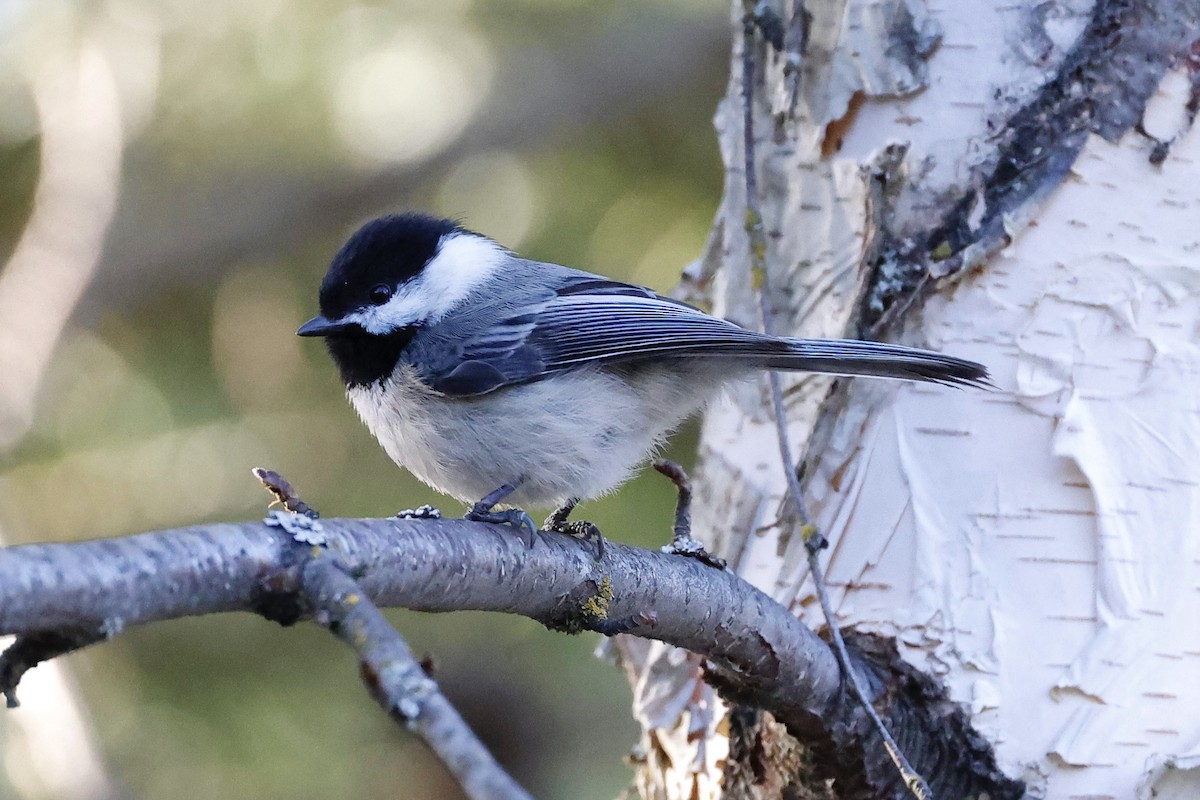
762 338 991 388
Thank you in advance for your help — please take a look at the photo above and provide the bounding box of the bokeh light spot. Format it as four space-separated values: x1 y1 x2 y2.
435 151 539 247
331 25 493 166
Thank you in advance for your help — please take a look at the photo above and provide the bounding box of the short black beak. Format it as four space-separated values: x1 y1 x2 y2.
297 316 358 337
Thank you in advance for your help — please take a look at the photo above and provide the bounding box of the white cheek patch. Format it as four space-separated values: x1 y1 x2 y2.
353 232 505 334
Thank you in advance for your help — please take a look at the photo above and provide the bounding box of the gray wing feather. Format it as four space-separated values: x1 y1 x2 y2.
412 269 988 395
527 296 779 365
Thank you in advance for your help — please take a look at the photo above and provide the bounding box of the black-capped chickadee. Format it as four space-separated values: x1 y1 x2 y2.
299 213 987 540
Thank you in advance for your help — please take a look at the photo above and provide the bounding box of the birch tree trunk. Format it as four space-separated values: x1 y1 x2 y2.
620 0 1200 797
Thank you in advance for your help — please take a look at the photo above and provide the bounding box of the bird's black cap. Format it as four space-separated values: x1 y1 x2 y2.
317 213 463 321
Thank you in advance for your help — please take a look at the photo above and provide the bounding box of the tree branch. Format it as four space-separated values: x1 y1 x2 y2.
0 512 1025 796
0 518 842 730
300 551 533 800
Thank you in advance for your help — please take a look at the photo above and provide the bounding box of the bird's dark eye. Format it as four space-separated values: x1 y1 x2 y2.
368 284 392 305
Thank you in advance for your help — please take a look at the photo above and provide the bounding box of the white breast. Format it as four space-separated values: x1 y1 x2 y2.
347 363 721 509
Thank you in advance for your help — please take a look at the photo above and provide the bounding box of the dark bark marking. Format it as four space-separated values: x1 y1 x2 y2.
783 631 1025 800
706 630 1024 798
722 706 835 800
863 0 1200 333
713 624 782 682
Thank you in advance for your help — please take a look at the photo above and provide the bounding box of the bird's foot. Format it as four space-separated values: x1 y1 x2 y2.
396 504 442 520
466 507 538 547
541 499 605 560
545 520 606 561
542 498 578 530
465 484 538 547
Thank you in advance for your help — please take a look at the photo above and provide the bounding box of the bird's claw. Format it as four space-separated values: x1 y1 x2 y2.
465 507 539 548
543 519 606 561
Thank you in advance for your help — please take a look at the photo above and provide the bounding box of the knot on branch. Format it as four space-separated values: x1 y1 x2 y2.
247 542 320 627
703 625 782 690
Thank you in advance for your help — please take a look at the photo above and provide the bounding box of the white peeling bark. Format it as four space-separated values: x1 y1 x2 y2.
625 0 1200 797
863 108 1200 798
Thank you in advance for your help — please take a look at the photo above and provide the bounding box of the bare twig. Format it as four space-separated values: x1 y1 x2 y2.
802 529 931 800
782 0 812 117
740 5 812 524
740 7 933 798
252 467 319 519
653 460 725 569
1 629 106 708
301 552 533 800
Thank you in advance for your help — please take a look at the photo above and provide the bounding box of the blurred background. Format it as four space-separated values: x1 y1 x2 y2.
0 1 728 798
